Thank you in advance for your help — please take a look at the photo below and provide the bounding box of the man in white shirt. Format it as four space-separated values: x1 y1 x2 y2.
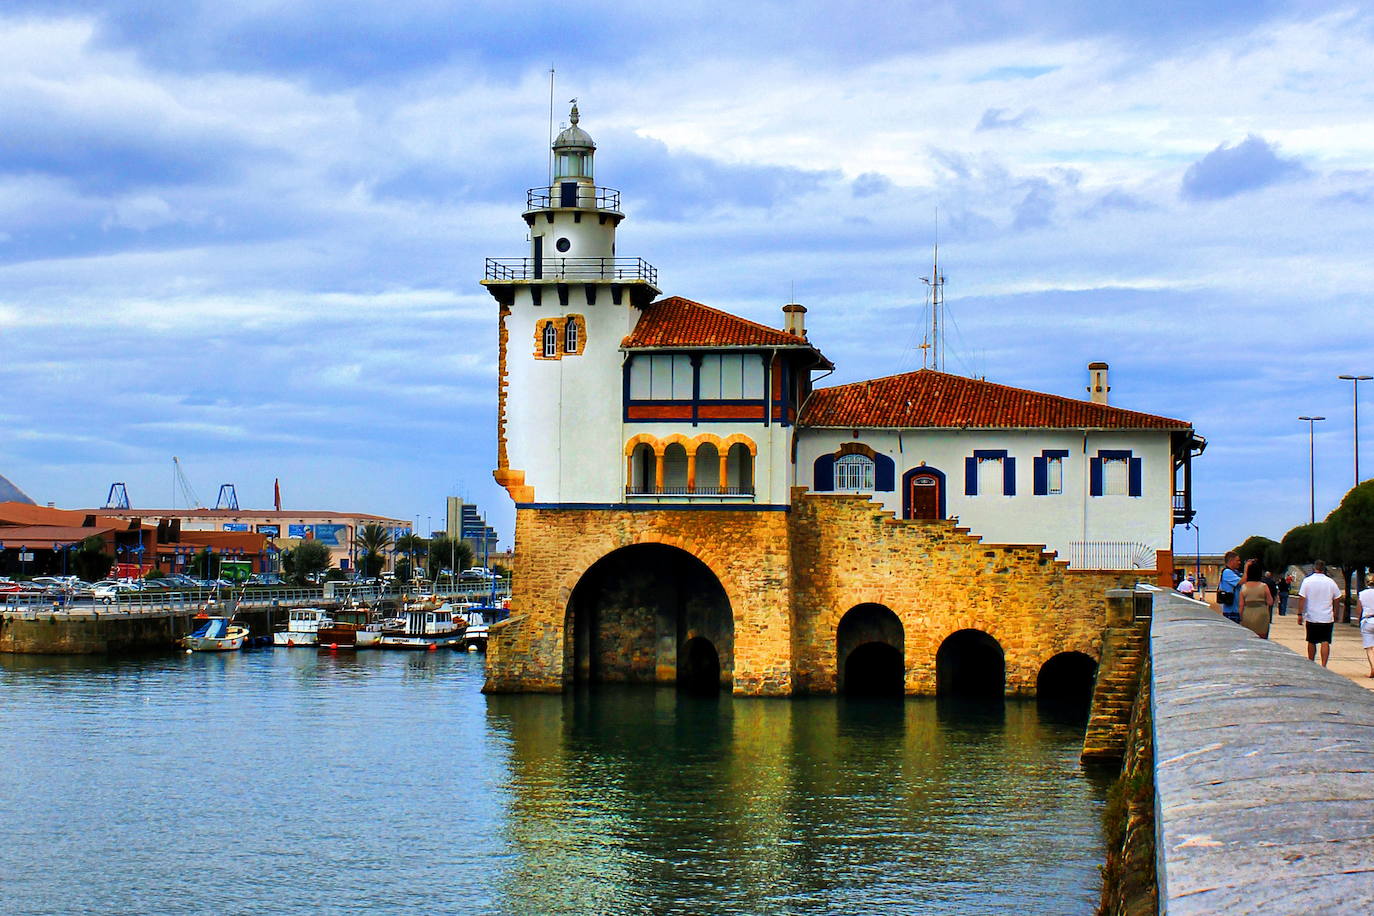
1298 559 1342 667
1177 575 1195 597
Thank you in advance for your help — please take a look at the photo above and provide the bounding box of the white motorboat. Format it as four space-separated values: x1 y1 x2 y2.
272 607 333 647
456 604 511 652
180 617 248 652
377 602 464 650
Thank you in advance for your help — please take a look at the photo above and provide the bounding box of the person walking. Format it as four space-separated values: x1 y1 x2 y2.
1298 559 1342 667
1217 551 1243 623
1360 580 1374 679
1238 559 1274 639
1178 574 1196 597
1277 574 1291 616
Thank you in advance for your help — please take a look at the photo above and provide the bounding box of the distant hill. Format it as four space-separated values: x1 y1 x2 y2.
0 474 35 505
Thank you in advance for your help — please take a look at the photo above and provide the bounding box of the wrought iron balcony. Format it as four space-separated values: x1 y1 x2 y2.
526 185 621 212
625 485 755 497
1173 489 1195 524
484 257 658 285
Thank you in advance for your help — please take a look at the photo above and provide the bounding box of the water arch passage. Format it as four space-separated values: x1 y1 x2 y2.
566 544 733 691
936 629 1005 698
1037 652 1098 715
837 603 905 696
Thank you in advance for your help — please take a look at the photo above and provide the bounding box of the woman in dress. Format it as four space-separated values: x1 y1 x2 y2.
1238 558 1274 639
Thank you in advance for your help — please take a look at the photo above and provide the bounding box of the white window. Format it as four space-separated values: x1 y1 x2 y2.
564 318 578 353
977 455 1004 495
542 323 558 358
835 454 875 491
1103 457 1129 495
698 353 765 399
1047 456 1063 495
629 354 693 399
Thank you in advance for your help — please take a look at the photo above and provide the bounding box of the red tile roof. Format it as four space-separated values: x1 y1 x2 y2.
623 296 830 364
799 369 1190 430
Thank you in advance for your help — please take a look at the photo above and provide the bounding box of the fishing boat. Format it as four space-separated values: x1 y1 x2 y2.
317 606 382 651
180 617 248 652
377 601 465 650
457 604 511 652
272 607 333 647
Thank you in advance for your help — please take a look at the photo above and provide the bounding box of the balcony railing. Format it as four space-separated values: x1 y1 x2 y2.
1066 540 1157 570
626 485 755 497
526 185 621 212
484 257 658 285
1173 489 1195 523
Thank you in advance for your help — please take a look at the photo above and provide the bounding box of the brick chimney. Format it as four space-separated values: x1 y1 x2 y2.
1088 361 1110 405
782 303 807 337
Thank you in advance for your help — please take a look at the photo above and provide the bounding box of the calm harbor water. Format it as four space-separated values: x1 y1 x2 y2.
1 650 1109 915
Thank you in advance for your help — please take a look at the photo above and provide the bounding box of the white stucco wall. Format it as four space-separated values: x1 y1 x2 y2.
795 427 1176 564
504 283 642 504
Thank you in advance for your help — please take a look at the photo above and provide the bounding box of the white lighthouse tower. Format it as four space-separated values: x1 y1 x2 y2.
483 103 660 505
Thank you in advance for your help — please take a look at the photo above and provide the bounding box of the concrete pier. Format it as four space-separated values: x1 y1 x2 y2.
0 606 283 654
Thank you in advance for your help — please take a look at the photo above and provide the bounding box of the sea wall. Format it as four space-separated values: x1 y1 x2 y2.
1145 591 1374 913
1 606 282 654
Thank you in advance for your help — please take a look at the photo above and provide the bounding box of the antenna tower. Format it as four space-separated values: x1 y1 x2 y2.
919 229 946 372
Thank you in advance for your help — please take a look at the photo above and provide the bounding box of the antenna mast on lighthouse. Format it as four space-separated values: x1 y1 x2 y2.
919 212 946 372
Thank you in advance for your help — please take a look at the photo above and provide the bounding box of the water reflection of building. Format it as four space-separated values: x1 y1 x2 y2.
487 692 1108 912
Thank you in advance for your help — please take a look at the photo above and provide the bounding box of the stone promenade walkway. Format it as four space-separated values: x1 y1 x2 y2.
1265 610 1374 690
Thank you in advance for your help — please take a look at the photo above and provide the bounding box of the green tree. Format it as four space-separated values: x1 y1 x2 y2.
1329 480 1374 584
1235 535 1282 574
73 536 114 582
283 540 331 585
1280 522 1329 569
426 535 473 578
352 523 393 578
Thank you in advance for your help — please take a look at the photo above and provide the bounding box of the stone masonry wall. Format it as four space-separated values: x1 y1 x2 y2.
789 492 1138 695
485 506 793 695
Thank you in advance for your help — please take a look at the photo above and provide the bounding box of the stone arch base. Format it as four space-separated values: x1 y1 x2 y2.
485 506 792 695
789 492 1139 696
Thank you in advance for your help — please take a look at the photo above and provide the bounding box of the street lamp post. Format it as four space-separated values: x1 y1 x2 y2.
1338 375 1371 488
1299 416 1326 525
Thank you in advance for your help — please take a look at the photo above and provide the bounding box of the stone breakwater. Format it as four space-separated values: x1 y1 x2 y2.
1107 591 1374 914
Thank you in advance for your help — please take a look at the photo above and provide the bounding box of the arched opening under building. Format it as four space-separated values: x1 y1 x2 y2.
1036 651 1098 719
837 603 904 696
680 636 722 694
565 544 733 691
936 629 1005 698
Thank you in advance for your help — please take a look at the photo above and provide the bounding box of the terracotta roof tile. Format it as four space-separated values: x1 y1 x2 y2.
799 369 1190 430
623 296 826 360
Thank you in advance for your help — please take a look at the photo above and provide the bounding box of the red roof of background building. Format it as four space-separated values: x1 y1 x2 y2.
799 369 1190 430
623 296 830 365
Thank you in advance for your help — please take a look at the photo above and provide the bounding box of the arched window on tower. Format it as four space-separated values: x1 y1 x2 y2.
628 443 656 494
542 322 558 358
564 317 579 354
835 454 876 491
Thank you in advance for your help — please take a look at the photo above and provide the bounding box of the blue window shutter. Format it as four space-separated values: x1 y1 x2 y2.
1090 457 1103 496
814 454 835 491
965 457 978 495
1129 457 1143 497
1033 456 1047 495
874 454 895 491
1003 457 1016 495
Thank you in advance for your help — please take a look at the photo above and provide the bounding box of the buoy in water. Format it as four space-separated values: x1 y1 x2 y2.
185 649 193 655
427 643 437 652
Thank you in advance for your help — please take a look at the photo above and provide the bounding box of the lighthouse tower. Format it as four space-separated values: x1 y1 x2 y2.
483 103 660 505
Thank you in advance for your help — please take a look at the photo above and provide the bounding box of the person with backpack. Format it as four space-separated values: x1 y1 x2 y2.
1217 551 1242 623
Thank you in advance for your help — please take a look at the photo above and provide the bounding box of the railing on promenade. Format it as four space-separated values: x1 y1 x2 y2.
1 580 511 617
1065 540 1156 570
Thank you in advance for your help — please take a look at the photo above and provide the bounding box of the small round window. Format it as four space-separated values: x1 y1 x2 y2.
555 238 571 253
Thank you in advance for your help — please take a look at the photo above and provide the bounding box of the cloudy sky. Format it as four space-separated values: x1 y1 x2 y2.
1 1 1371 553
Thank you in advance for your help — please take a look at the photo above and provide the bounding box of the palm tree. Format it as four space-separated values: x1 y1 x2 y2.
426 535 474 578
353 523 393 578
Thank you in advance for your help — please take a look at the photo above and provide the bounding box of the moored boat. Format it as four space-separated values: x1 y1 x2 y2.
377 602 465 650
317 606 382 650
180 616 248 652
272 607 332 647
457 604 511 652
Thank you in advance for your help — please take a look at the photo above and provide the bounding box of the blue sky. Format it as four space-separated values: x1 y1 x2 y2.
1 1 1372 553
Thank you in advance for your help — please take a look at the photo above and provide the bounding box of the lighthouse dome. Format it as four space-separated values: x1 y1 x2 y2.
553 102 596 151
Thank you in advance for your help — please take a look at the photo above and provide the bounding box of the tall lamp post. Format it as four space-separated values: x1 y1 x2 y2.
1338 375 1371 488
1299 416 1326 525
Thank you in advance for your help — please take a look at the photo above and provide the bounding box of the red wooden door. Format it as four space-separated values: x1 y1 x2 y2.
909 474 940 519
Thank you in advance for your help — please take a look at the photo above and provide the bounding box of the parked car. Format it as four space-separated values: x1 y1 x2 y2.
461 567 499 581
